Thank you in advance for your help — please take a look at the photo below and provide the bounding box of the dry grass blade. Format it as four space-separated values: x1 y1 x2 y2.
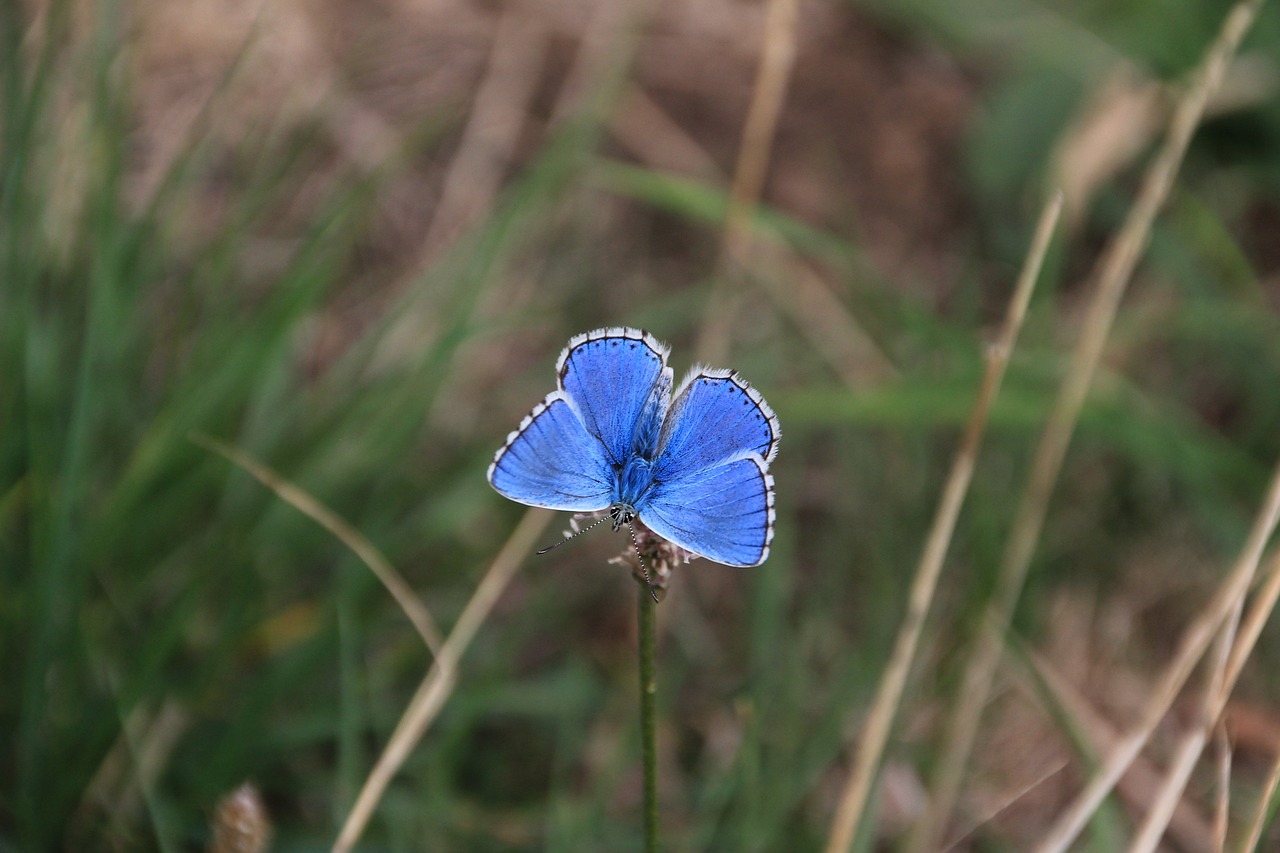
1127 599 1241 853
1214 723 1231 853
550 0 643 122
372 8 547 375
755 250 899 390
696 0 798 366
940 760 1070 853
911 1 1266 847
1052 57 1279 230
332 507 553 853
1032 453 1280 853
1127 545 1280 850
1225 545 1280 696
422 7 545 258
1238 750 1280 853
192 433 445 656
822 192 1062 853
720 0 797 255
1020 646 1215 851
72 700 189 844
1051 66 1163 231
610 85 724 181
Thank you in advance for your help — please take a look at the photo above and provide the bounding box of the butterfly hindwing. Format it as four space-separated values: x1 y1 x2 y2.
558 327 670 466
487 392 615 512
654 369 779 479
640 454 775 567
641 368 778 566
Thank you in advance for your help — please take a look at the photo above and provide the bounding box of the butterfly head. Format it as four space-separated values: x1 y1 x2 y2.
609 502 636 532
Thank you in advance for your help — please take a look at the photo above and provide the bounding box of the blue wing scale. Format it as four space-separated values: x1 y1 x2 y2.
654 368 780 481
640 455 776 567
488 392 614 511
558 327 671 466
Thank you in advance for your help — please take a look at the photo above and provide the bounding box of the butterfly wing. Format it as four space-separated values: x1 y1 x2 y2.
488 392 615 511
655 368 779 474
488 327 672 511
640 369 780 566
641 454 775 567
558 327 671 465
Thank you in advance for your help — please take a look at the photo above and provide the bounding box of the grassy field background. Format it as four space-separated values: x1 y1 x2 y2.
6 0 1280 850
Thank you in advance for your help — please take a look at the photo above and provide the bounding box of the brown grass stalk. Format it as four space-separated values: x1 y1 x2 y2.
822 192 1062 853
1018 647 1216 852
754 251 899 390
610 86 725 181
696 0 797 366
1128 534 1280 851
1214 723 1231 853
332 507 553 853
72 699 189 845
910 1 1265 847
1127 599 1241 853
1225 546 1280 698
371 7 548 375
941 759 1071 853
422 7 546 258
192 433 444 655
1031 454 1280 853
1238 750 1280 853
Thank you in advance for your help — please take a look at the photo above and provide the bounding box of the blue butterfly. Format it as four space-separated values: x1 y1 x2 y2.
488 327 779 570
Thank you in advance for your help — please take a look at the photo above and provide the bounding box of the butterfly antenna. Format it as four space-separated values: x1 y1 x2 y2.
536 514 610 555
626 521 660 603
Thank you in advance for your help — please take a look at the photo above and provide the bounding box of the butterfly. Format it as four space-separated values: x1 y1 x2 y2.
488 327 779 577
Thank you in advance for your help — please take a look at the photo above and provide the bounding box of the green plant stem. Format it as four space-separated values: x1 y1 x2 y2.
637 581 658 853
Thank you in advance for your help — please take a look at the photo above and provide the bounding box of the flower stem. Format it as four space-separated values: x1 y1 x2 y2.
637 581 658 853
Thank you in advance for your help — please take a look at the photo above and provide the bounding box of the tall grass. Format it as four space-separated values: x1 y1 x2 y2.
4 0 1280 850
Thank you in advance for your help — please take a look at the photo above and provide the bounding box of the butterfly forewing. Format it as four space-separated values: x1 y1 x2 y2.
487 392 615 511
635 369 779 566
558 327 671 466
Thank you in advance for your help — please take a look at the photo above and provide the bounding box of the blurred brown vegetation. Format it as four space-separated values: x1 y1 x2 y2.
121 0 1280 846
11 0 1280 849
126 0 976 310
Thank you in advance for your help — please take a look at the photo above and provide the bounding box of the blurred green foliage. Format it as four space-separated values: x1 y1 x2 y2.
4 0 1280 850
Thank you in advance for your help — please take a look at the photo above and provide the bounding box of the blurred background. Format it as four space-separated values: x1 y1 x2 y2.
5 0 1280 849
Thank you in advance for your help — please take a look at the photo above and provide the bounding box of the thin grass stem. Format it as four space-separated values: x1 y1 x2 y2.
332 508 553 853
822 192 1062 853
1238 750 1280 853
191 433 445 657
1224 544 1280 696
696 0 797 366
1127 533 1280 851
1127 598 1241 853
911 1 1264 847
1017 645 1215 851
638 580 659 853
1213 723 1231 853
1032 453 1280 853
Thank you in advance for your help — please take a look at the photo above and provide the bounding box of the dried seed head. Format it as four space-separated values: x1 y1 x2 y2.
210 783 271 853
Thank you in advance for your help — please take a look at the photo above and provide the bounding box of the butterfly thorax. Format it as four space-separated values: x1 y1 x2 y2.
616 454 656 510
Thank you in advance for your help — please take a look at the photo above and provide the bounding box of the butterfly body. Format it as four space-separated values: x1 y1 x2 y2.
489 327 778 567
617 456 656 511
